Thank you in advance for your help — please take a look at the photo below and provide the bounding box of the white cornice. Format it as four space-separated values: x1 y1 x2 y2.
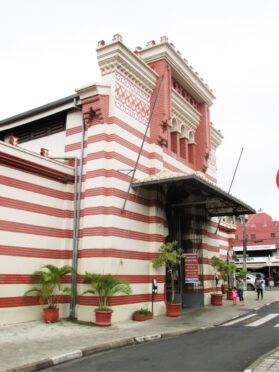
97 41 158 95
210 122 223 148
76 83 111 100
171 89 201 131
139 42 215 106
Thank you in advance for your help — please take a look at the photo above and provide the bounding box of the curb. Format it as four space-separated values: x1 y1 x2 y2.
4 299 279 372
3 328 206 372
4 338 136 372
245 346 279 372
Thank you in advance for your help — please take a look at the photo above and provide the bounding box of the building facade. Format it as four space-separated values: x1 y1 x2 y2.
234 212 279 275
0 35 255 325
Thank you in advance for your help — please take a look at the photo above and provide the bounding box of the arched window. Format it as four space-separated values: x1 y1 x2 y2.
170 117 179 153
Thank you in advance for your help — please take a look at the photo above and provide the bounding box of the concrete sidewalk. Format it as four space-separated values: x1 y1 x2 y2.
1 290 279 372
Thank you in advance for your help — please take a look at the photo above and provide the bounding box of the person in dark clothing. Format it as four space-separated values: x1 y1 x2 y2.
255 274 264 300
236 277 245 305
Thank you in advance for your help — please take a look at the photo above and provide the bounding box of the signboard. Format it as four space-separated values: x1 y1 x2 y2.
234 244 276 252
234 256 279 263
184 254 199 283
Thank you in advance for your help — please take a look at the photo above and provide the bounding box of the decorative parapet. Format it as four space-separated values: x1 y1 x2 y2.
139 39 215 106
210 122 223 148
96 38 158 95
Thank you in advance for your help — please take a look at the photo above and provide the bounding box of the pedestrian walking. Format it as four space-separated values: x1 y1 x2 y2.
255 274 264 300
236 277 245 305
232 286 238 305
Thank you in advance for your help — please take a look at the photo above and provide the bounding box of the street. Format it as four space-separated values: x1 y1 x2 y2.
45 302 279 371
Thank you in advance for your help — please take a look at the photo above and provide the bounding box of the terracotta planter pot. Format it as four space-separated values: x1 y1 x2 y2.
133 312 153 321
95 309 113 326
42 308 59 323
166 302 181 317
211 294 223 305
226 290 233 300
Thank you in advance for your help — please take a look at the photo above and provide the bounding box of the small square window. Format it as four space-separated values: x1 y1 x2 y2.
271 233 276 238
251 234 256 239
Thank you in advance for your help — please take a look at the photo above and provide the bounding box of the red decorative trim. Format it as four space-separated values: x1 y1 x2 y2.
79 248 160 260
78 293 165 306
0 151 74 183
82 206 165 225
0 175 73 200
0 295 70 308
65 117 197 174
0 274 164 285
86 151 159 175
0 196 73 218
0 245 72 259
87 133 162 162
0 220 73 238
80 226 164 242
0 274 72 284
78 274 164 284
0 245 161 261
84 187 157 207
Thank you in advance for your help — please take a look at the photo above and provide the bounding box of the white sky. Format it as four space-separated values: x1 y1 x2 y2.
1 0 278 219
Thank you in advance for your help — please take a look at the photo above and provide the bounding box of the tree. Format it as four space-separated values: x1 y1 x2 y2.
152 241 183 303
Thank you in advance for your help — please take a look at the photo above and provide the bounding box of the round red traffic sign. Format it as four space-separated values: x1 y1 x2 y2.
276 170 279 189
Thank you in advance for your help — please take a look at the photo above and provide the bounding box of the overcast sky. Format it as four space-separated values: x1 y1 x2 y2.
1 0 278 219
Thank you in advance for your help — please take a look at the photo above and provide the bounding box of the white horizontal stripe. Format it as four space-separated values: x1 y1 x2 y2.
222 314 257 326
246 313 279 327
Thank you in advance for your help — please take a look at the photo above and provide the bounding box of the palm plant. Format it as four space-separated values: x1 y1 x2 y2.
82 273 131 311
24 264 75 308
211 256 237 292
152 241 183 303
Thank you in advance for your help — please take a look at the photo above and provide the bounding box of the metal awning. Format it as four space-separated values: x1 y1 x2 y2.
132 172 256 217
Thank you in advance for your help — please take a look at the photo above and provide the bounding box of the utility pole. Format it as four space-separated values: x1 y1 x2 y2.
242 215 247 272
273 219 279 256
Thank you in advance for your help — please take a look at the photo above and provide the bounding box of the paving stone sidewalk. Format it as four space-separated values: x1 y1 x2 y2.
1 290 279 372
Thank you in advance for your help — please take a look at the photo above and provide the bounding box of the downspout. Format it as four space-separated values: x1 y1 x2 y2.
49 156 78 317
69 98 86 318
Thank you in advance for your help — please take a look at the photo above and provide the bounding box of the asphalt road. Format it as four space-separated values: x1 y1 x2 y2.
46 302 279 372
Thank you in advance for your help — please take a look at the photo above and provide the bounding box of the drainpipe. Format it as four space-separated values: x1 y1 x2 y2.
49 156 78 316
69 98 86 318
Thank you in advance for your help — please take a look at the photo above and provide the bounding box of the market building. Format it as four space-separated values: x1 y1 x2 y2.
0 35 255 325
234 212 279 277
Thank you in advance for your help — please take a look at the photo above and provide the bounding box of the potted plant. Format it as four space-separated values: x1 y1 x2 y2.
152 241 183 317
211 257 237 303
133 308 153 321
24 264 75 323
211 257 225 305
82 273 131 326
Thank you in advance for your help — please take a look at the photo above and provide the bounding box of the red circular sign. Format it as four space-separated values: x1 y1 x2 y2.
276 170 279 189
